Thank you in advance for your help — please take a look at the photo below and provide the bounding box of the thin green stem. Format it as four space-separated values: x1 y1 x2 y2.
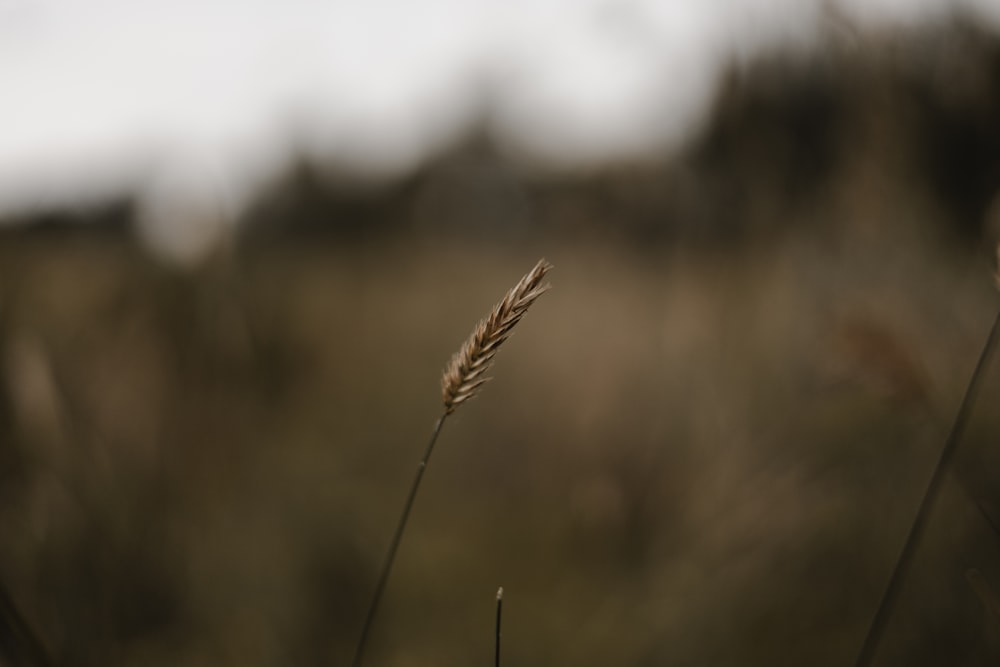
854 307 1000 667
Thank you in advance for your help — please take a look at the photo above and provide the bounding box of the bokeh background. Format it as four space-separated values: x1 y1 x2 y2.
3 2 1000 666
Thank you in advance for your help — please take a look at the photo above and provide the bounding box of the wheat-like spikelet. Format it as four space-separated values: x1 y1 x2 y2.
352 258 551 667
442 258 552 413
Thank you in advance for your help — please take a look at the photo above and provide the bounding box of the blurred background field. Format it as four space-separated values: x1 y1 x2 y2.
3 6 1000 667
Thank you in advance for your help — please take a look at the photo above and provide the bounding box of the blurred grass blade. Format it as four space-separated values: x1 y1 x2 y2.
854 307 1000 667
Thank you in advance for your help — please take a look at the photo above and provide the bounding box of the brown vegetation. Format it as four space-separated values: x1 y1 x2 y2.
442 259 552 414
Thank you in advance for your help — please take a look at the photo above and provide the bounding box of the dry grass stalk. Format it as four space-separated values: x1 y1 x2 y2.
442 258 552 413
351 258 551 667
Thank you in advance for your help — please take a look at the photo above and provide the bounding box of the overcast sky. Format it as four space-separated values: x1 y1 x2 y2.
1 0 998 258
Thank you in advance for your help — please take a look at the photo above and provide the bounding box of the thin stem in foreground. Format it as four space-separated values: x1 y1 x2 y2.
495 587 503 667
351 258 551 667
854 307 1000 667
351 414 447 667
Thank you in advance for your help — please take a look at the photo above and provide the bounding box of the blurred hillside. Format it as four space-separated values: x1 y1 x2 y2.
1 21 1000 667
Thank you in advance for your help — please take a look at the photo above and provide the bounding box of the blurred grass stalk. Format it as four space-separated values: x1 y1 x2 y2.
854 273 1000 666
350 260 551 667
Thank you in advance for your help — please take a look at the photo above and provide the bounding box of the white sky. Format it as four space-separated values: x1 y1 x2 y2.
1 0 998 259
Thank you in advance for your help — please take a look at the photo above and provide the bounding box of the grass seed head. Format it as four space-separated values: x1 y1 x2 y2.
441 258 552 414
